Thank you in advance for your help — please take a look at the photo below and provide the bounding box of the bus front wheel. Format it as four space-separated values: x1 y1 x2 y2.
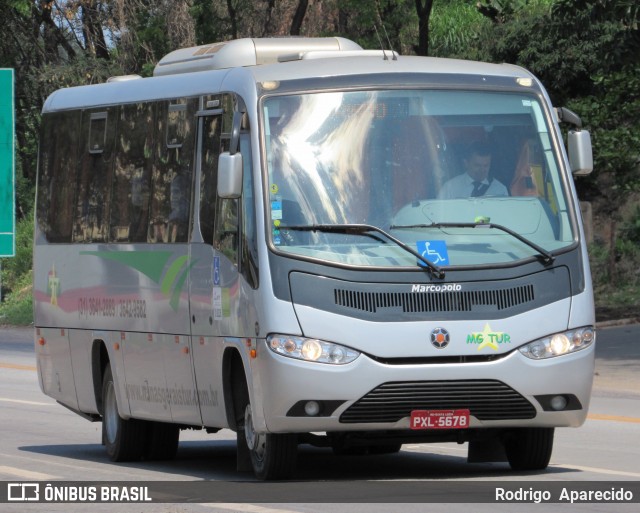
504 427 554 471
235 376 297 480
102 366 146 462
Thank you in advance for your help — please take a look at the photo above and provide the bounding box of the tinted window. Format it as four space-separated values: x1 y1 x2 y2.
73 109 117 242
37 112 81 242
148 98 197 243
110 103 154 242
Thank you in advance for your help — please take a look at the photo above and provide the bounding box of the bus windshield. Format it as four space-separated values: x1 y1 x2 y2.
263 89 575 268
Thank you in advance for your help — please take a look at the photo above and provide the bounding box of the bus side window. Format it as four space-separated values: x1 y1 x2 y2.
213 97 245 267
73 108 117 242
148 98 197 243
110 102 154 243
199 107 223 245
37 111 81 242
240 133 258 288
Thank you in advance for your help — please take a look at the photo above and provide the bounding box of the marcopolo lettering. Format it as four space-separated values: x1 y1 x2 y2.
411 283 462 293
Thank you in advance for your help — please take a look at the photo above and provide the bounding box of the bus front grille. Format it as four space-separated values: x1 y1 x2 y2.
334 285 535 314
339 379 536 423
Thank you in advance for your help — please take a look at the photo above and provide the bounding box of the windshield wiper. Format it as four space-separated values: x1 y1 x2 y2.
389 222 555 265
280 223 445 278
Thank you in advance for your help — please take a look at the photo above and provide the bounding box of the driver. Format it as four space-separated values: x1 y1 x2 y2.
437 140 508 199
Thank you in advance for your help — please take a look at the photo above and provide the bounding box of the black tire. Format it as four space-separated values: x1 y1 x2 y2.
235 371 297 480
504 427 554 471
101 366 147 462
144 421 180 461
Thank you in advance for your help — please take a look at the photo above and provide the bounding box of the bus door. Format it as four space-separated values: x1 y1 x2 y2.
188 98 228 427
189 94 258 429
149 97 202 426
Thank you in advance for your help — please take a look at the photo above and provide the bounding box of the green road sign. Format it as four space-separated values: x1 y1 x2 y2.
0 69 15 257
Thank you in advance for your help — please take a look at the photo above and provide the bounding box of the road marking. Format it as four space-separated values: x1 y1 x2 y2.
405 443 466 452
0 465 56 480
552 463 640 479
0 362 36 371
587 413 640 424
0 397 53 406
199 504 303 513
0 452 165 480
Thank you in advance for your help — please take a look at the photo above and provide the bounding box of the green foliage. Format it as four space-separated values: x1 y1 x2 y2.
621 206 640 245
1 0 637 323
429 2 492 59
192 0 222 45
589 237 640 306
0 271 33 326
589 201 640 315
36 55 124 98
476 0 555 23
567 66 640 205
324 0 415 55
469 0 640 216
133 8 172 65
1 213 33 294
15 150 36 218
0 212 33 326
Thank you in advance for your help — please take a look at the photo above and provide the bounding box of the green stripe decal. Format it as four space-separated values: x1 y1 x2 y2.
170 262 195 311
161 255 189 297
80 251 173 283
80 250 197 311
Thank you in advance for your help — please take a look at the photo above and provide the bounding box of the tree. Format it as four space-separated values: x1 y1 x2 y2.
290 0 309 35
414 0 435 55
474 0 640 283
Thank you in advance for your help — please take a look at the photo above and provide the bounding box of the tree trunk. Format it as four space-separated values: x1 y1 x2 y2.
226 0 239 40
81 1 110 60
608 217 617 282
290 0 309 36
262 0 275 36
414 0 434 56
37 0 77 61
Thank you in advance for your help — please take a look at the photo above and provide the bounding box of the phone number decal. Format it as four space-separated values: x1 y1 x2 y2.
78 297 146 319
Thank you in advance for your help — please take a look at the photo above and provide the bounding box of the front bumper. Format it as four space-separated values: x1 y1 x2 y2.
251 340 595 433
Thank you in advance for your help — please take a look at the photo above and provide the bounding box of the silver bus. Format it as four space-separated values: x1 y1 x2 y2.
34 37 596 480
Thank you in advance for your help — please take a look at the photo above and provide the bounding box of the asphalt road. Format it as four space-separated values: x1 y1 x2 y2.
0 324 638 513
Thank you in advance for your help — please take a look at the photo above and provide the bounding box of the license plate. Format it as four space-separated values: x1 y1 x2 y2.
410 409 470 430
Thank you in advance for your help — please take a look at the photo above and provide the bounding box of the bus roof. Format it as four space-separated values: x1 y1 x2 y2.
42 53 533 114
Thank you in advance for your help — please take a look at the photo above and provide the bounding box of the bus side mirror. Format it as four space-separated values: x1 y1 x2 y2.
568 129 593 176
218 152 243 198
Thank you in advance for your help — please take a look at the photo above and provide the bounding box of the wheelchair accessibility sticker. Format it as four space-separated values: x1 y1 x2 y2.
416 240 449 266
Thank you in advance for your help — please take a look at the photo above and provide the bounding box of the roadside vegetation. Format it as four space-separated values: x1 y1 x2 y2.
1 0 638 325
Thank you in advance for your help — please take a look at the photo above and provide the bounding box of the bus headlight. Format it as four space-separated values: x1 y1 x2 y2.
267 334 360 364
519 327 595 360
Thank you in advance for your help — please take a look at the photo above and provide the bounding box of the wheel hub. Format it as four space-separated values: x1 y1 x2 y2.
244 404 266 461
104 382 118 444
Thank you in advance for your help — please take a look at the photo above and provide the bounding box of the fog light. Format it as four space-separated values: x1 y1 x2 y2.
304 401 321 416
550 395 567 411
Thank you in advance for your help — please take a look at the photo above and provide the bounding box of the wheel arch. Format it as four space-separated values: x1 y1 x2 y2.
222 347 247 431
91 339 109 415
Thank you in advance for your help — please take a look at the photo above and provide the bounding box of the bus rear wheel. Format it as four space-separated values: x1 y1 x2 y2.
102 366 146 462
504 427 554 471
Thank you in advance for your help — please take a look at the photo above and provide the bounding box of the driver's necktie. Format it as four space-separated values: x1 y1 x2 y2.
471 181 489 197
